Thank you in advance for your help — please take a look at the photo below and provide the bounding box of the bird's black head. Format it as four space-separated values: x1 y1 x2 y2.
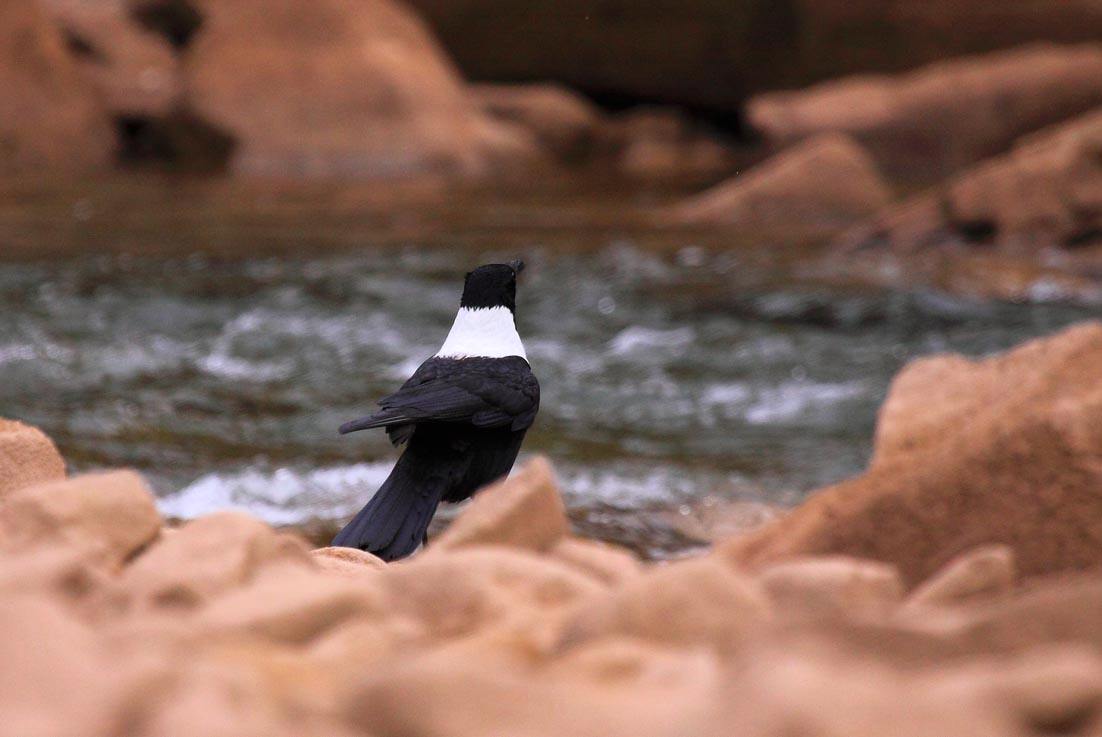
459 260 524 312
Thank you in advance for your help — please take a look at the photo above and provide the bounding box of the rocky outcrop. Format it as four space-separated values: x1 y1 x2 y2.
0 0 114 173
668 134 891 236
472 83 601 161
7 387 1102 736
748 44 1102 184
0 419 66 498
405 0 1102 116
182 0 539 178
723 322 1102 585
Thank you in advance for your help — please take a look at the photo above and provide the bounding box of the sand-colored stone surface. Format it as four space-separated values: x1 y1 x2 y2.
748 43 1102 183
669 134 891 233
0 418 66 498
4 340 1102 737
723 322 1102 585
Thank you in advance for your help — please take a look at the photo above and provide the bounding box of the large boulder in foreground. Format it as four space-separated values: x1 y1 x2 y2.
723 322 1102 585
667 134 891 236
748 44 1102 184
0 0 113 173
0 419 66 498
184 0 535 178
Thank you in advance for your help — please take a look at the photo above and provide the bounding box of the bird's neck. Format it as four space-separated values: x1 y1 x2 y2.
435 306 527 360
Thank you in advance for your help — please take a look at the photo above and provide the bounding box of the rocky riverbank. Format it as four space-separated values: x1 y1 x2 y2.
3 321 1102 735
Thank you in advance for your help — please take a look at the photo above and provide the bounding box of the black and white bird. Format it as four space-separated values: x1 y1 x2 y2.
332 260 540 561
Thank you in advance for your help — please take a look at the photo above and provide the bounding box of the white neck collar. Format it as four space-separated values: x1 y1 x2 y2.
435 306 527 360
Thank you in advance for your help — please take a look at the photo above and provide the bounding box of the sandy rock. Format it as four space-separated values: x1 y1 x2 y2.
0 547 118 621
347 640 722 737
603 107 733 178
122 512 313 611
184 0 534 178
749 44 1102 183
988 646 1102 733
906 545 1016 609
195 567 384 644
839 106 1102 262
549 537 641 586
473 83 601 161
381 547 604 647
40 0 181 117
561 556 768 655
757 555 903 620
669 134 891 232
310 546 386 578
0 597 120 737
434 457 569 554
0 0 113 173
723 323 1102 585
0 418 66 499
0 470 160 568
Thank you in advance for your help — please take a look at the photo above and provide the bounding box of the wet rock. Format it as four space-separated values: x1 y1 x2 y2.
839 106 1102 260
757 555 903 620
0 470 160 569
561 556 768 655
473 83 601 161
722 322 1102 585
435 457 569 554
0 0 112 173
905 545 1016 609
183 0 537 178
549 537 642 586
122 512 313 611
668 134 891 234
0 419 66 499
749 44 1102 184
41 0 181 117
310 546 386 578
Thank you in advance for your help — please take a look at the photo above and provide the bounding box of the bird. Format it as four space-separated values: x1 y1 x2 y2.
332 260 540 561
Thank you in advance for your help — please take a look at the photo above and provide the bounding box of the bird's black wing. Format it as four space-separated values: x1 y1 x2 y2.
339 356 539 441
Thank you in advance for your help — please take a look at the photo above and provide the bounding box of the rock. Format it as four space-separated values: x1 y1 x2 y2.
40 0 181 117
757 556 903 620
405 0 1102 116
380 547 604 646
310 546 386 578
0 548 117 621
905 545 1016 609
661 497 783 545
347 640 722 737
0 0 113 173
748 44 1102 184
183 0 536 178
122 512 313 611
0 418 66 499
549 537 641 586
472 83 601 161
0 597 120 737
988 646 1102 733
668 134 891 234
722 323 1102 585
599 107 734 178
561 556 768 655
434 457 569 554
0 470 160 568
195 567 384 644
839 106 1102 262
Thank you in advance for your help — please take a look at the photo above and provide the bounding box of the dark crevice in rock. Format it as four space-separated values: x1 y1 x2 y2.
956 219 999 245
115 112 236 173
130 0 204 51
61 28 106 64
580 87 752 141
1064 225 1102 249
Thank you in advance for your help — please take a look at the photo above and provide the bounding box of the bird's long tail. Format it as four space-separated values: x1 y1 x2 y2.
331 454 448 561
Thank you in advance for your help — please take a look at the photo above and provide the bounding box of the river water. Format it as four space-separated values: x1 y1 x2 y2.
0 180 1094 555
